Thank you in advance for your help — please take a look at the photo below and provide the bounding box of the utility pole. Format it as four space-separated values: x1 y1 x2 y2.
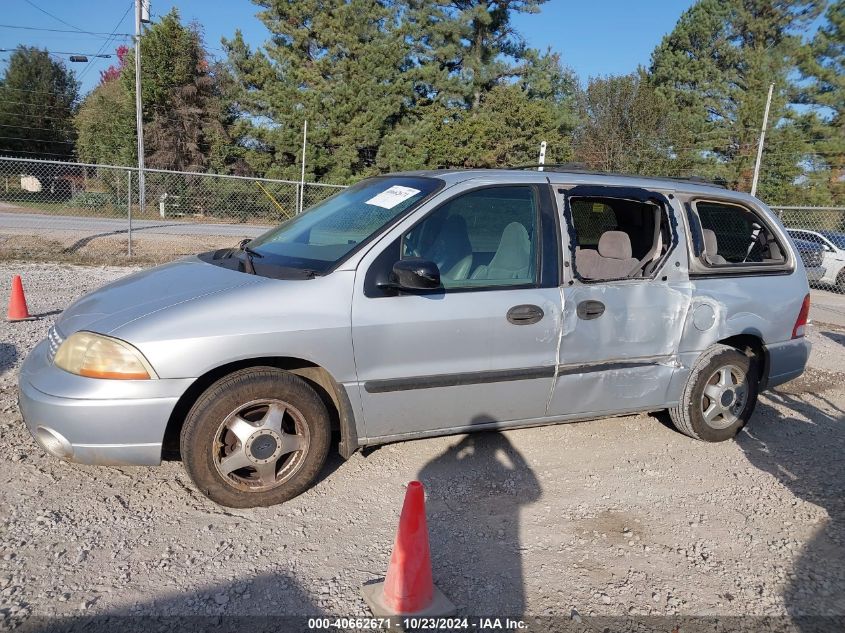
299 119 307 214
134 0 148 239
750 82 774 198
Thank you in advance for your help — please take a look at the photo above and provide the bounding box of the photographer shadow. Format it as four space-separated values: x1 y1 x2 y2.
416 426 541 616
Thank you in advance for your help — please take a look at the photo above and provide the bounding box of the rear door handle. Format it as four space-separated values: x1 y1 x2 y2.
577 300 605 320
507 304 544 325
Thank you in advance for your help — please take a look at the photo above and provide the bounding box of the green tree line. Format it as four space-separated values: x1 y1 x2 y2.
0 0 842 205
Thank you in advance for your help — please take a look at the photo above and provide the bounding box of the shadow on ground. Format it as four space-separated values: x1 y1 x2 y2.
20 572 323 633
0 342 17 377
62 223 188 253
821 331 845 347
416 426 541 616
740 387 845 626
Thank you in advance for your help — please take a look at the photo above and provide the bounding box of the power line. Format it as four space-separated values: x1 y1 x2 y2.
0 122 59 132
0 110 73 121
0 48 111 57
0 99 75 110
0 107 219 129
0 148 74 156
0 86 81 97
22 0 87 33
0 23 132 38
78 1 134 83
0 134 74 144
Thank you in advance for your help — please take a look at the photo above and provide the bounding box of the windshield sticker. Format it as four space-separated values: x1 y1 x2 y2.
365 185 421 209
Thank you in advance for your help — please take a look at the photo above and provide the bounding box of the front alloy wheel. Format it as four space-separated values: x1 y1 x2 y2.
181 367 331 508
213 398 310 492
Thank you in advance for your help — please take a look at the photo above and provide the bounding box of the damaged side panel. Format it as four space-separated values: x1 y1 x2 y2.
549 281 693 415
548 186 695 416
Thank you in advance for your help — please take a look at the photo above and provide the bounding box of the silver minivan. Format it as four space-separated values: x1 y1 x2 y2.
18 169 812 507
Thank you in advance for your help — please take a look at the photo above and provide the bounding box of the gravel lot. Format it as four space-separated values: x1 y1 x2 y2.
1 262 843 630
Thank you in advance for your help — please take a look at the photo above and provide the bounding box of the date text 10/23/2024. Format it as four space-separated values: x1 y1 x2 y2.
307 617 528 630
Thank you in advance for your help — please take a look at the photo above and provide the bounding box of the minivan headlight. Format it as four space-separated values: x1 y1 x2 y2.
53 331 157 380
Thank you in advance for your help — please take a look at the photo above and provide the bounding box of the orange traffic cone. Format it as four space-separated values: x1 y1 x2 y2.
6 275 31 322
362 481 455 619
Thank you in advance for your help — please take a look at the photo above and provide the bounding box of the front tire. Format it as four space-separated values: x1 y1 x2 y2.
669 344 758 442
180 367 331 508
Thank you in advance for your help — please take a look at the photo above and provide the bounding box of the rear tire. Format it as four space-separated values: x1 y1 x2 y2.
669 344 758 442
180 367 331 508
837 269 845 294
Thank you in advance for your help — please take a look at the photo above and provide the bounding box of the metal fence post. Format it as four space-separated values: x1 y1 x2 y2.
127 169 133 257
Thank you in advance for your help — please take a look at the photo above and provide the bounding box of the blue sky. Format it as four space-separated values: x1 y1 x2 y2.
0 0 699 95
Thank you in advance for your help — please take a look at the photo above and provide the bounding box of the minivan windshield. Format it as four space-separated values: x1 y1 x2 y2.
246 176 441 273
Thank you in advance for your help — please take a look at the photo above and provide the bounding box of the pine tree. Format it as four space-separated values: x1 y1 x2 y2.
794 0 844 204
401 0 551 109
378 83 573 170
0 47 79 160
223 0 413 182
649 0 824 199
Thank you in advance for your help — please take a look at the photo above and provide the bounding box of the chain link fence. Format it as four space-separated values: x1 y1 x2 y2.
0 156 346 253
773 206 845 294
0 156 843 294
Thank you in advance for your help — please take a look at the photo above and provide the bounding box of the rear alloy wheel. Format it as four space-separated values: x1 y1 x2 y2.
669 344 758 442
181 367 330 508
699 365 748 430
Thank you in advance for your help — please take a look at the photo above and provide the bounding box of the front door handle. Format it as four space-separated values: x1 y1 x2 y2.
507 304 544 325
577 300 605 320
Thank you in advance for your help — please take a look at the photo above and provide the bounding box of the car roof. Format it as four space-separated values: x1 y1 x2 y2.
390 168 759 202
818 229 845 238
788 228 845 237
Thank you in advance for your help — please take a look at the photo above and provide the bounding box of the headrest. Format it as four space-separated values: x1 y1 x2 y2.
491 222 531 269
597 231 633 260
702 228 719 256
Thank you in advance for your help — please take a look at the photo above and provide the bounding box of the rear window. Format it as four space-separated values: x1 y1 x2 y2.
693 200 786 266
570 200 618 248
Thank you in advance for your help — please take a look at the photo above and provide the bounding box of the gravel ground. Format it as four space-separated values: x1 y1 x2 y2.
0 262 843 629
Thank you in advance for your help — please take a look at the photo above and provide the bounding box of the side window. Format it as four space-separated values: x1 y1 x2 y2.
568 195 668 281
402 186 539 289
694 200 786 266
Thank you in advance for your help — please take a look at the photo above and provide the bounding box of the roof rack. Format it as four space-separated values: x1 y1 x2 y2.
507 163 727 189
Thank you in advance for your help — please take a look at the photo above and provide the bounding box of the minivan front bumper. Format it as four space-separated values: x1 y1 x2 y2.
18 340 193 466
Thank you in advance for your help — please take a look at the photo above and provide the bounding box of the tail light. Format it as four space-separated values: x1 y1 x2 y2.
792 293 810 339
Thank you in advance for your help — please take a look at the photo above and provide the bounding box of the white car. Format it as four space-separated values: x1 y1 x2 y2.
787 229 845 292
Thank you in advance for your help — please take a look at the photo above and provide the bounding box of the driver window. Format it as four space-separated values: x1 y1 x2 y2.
694 200 786 265
402 186 539 289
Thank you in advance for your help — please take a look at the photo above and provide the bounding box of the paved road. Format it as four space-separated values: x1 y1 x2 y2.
812 287 845 328
0 211 270 238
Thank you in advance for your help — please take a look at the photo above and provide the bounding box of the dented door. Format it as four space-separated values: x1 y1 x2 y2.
546 187 693 417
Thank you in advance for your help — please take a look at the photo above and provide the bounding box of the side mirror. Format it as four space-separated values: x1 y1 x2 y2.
390 258 441 291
